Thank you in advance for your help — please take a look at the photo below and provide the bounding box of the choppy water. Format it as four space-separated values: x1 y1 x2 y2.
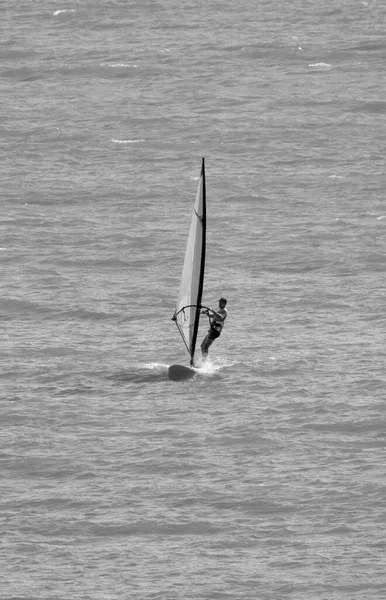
1 1 386 598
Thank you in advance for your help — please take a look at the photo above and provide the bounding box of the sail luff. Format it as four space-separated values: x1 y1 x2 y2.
173 158 207 367
190 158 206 366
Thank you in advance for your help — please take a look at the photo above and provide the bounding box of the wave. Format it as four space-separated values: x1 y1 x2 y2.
100 62 138 69
352 100 386 114
52 9 77 17
0 298 118 321
1 67 42 82
57 63 143 80
0 298 50 317
348 40 386 53
0 49 35 60
54 257 132 268
308 62 333 70
111 138 145 144
90 520 220 536
112 363 170 383
49 308 119 321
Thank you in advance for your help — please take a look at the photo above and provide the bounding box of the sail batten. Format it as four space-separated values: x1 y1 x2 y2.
174 158 206 367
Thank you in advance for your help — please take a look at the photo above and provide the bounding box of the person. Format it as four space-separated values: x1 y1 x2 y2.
200 297 228 360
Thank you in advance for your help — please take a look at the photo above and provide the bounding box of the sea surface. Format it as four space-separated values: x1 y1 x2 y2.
1 1 386 598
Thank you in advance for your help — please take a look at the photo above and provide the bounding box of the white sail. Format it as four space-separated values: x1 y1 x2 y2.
174 158 206 367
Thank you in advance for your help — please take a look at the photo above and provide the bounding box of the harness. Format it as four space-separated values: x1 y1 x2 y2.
210 315 226 333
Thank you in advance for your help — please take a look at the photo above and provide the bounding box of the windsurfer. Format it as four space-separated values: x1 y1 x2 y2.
200 297 228 359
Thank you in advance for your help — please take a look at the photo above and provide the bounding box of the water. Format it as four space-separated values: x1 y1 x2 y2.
1 1 386 598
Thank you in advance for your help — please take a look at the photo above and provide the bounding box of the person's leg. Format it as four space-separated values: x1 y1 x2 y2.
201 334 214 357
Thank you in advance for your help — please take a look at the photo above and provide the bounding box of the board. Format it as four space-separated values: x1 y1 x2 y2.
168 364 197 381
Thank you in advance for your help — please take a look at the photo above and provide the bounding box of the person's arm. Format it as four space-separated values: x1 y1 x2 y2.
208 308 226 321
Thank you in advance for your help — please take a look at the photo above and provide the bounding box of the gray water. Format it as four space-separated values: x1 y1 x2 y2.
1 1 386 598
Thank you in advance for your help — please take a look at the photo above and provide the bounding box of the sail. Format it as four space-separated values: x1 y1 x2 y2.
174 158 206 366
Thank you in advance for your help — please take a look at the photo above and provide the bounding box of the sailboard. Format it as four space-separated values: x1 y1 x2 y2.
169 158 206 380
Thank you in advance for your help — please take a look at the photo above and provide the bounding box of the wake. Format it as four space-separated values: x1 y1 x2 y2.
112 357 237 383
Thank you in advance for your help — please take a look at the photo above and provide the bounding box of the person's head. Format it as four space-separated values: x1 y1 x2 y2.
219 297 227 308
